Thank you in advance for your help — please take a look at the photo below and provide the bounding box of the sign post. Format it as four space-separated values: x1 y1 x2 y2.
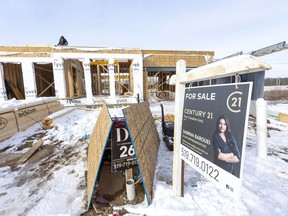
172 60 186 196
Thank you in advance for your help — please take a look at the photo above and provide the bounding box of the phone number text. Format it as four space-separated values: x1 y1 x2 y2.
113 159 137 170
181 146 219 182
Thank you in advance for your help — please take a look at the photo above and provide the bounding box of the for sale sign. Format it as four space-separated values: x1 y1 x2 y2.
111 122 137 172
180 83 252 195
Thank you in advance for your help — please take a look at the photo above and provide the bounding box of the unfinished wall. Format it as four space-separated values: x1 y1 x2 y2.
0 46 215 101
143 54 208 68
143 53 213 97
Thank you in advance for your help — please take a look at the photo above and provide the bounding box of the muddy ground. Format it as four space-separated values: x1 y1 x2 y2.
0 130 145 216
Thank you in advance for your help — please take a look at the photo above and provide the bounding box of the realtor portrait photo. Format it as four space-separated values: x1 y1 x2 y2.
212 115 241 177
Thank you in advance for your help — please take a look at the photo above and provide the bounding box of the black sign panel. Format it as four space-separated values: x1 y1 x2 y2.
180 83 252 195
111 121 137 172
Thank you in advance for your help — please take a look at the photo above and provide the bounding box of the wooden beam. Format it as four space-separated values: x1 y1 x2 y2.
6 80 24 99
16 139 44 165
38 82 55 97
97 65 102 94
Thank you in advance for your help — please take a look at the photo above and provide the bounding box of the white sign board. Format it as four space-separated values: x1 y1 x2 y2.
180 83 252 195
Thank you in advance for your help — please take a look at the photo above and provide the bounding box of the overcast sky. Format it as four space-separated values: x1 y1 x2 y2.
1 0 287 77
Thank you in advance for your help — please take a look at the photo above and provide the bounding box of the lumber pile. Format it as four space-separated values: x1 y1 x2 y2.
0 99 63 143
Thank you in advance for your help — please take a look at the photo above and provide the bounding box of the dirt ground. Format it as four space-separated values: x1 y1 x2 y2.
82 164 145 215
0 130 145 216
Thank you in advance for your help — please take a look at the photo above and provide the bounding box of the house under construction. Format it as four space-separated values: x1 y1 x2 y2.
0 45 214 105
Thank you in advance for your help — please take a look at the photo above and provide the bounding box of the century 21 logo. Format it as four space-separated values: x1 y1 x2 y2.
115 127 135 158
226 91 242 113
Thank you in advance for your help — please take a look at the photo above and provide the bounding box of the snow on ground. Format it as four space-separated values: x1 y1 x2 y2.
0 98 288 216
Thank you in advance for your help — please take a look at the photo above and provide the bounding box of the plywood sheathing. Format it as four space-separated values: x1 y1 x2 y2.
142 50 214 55
0 46 52 57
0 99 63 142
143 54 210 68
123 101 160 204
0 46 214 100
0 46 143 55
52 48 143 54
87 103 113 210
0 53 51 58
0 46 53 52
0 46 213 57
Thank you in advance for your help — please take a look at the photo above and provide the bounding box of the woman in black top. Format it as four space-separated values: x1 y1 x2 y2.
212 115 241 176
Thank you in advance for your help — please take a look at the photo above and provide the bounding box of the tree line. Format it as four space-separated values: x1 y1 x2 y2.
265 78 288 86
